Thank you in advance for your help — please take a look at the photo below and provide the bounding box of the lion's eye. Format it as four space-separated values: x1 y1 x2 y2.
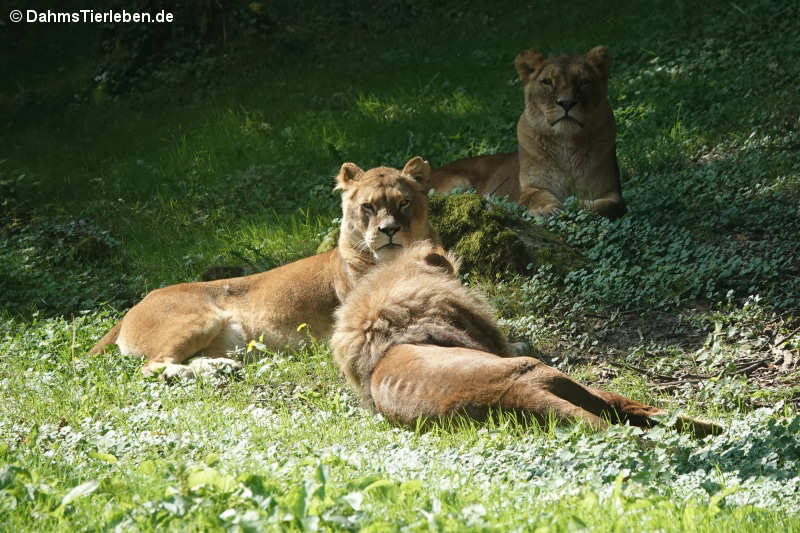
361 203 375 213
399 199 410 209
578 79 591 89
540 78 553 87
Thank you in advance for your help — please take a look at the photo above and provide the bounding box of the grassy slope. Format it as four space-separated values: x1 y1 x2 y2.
1 0 800 530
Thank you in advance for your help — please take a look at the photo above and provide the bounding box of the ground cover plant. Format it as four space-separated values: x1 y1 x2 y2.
1 0 799 530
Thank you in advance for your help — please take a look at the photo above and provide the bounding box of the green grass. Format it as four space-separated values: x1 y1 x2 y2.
2 0 800 530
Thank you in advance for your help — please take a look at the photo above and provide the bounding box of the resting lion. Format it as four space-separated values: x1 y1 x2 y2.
431 46 626 219
89 156 438 378
331 243 719 437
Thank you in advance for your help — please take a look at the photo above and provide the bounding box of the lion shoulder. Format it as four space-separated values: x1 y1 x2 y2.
331 243 511 405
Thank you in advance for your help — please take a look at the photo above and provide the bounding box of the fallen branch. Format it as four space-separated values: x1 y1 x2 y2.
735 360 766 376
653 380 697 391
775 324 800 348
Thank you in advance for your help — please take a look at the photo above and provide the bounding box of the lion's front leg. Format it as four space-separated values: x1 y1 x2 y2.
518 186 563 217
581 192 626 220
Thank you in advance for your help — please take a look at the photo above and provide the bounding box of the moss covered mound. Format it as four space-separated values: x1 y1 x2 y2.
316 193 584 277
428 193 584 277
428 194 527 276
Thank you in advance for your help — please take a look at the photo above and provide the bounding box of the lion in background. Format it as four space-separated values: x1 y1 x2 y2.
331 243 719 437
89 156 439 378
431 45 626 219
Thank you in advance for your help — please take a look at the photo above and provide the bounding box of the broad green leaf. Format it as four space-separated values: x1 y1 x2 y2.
187 468 236 492
341 491 363 511
88 451 118 464
62 480 99 505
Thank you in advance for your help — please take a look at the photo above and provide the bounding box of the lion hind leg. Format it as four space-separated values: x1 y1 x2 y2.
543 372 723 438
472 357 720 437
121 309 232 377
519 365 668 429
553 378 664 427
499 366 609 430
429 170 474 193
370 345 608 430
506 387 610 431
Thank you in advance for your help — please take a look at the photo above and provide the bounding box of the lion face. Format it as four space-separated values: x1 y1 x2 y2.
515 46 612 135
336 156 433 262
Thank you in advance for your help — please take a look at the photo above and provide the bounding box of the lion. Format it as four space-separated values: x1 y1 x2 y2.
331 243 720 437
430 46 626 219
89 156 439 378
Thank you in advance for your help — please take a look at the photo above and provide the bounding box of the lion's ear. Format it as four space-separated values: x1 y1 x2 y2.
423 252 454 274
586 45 612 78
401 156 430 187
515 49 545 83
335 162 364 190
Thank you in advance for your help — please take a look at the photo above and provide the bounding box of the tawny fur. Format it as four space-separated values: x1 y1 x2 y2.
331 242 511 406
430 45 625 220
331 244 721 438
89 156 440 378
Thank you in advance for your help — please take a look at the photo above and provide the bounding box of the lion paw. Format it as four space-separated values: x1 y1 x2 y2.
142 358 242 380
528 201 564 218
509 341 531 356
186 357 242 377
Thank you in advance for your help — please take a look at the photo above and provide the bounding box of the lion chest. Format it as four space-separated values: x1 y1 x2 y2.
521 137 614 200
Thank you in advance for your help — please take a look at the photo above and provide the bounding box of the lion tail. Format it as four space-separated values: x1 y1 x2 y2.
88 321 122 356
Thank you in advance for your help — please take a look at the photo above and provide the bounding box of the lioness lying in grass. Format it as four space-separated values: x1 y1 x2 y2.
90 157 439 378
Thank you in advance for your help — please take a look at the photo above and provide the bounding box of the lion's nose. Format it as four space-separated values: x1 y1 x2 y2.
557 99 578 112
379 222 401 237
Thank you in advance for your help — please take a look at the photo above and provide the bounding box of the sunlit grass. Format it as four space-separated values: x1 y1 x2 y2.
2 0 799 530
